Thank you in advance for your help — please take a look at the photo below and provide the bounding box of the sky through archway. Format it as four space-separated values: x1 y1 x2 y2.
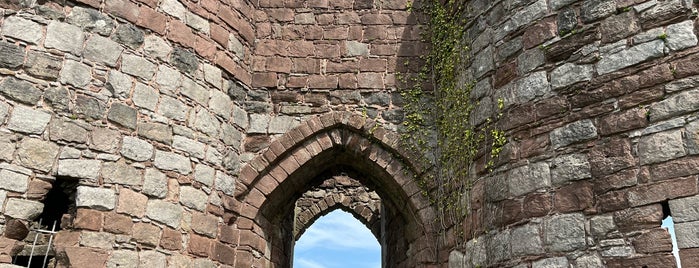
293 210 381 268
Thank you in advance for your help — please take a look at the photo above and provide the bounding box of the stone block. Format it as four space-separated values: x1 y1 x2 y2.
132 83 158 111
0 169 29 193
215 171 235 195
143 168 168 198
638 130 686 165
670 195 699 223
76 186 115 210
600 10 640 43
76 95 107 120
66 6 114 36
173 136 205 159
503 0 548 33
0 41 24 69
49 118 89 144
649 89 699 122
16 138 59 172
84 35 123 66
179 186 208 211
8 105 51 135
181 78 210 106
102 162 142 186
532 256 569 268
550 119 597 149
544 213 586 252
80 231 114 249
580 0 615 23
121 136 154 161
549 154 591 185
485 230 510 263
107 250 138 268
146 199 183 228
160 0 186 20
551 63 593 89
132 223 161 246
160 228 182 250
121 54 156 81
154 150 191 174
116 188 148 217
90 128 121 153
103 212 132 234
574 254 603 268
192 110 220 137
676 221 699 248
1 16 42 44
511 223 543 256
4 198 43 220
112 24 144 50
194 164 215 187
144 35 172 61
0 77 42 105
191 213 218 238
159 95 188 121
171 48 199 75
45 21 85 55
58 159 101 180
597 40 664 75
25 51 62 80
139 251 167 268
60 60 92 88
514 71 549 103
508 162 550 196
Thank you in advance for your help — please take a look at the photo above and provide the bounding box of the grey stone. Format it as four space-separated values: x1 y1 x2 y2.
269 116 299 134
139 251 167 268
222 149 240 172
171 48 199 75
168 254 192 267
90 128 121 153
229 35 244 59
146 199 183 228
485 173 509 202
35 5 66 20
112 24 144 50
76 186 116 210
666 75 699 93
143 168 168 198
192 110 220 137
544 213 586 252
508 162 551 196
649 89 699 122
471 46 494 78
49 118 89 143
233 105 249 129
8 105 51 134
144 35 171 61
75 95 106 120
84 35 123 67
639 0 691 28
597 40 665 75
155 67 181 97
191 259 216 268
194 164 215 187
249 114 269 134
173 136 205 159
511 223 543 256
107 250 138 268
215 171 235 195
532 257 569 268
159 95 188 121
0 133 14 161
346 41 369 56
43 87 70 113
0 190 6 210
574 254 603 268
245 101 273 113
25 51 62 80
675 221 699 248
517 48 544 74
581 0 616 23
60 60 92 88
486 230 511 263
0 77 42 105
181 78 210 105
227 81 247 101
448 251 464 268
160 0 186 20
590 215 616 237
1 16 42 44
107 70 133 99
550 0 576 10
206 146 224 167
549 154 591 185
515 71 549 102
687 120 699 155
16 138 59 172
209 89 232 119
61 147 82 159
179 186 207 211
58 159 101 180
0 170 28 192
154 150 191 174
600 245 633 257
557 8 577 35
220 123 242 148
121 136 153 161
638 130 686 165
503 0 548 33
45 21 85 55
108 103 137 129
80 231 114 249
670 193 699 224
121 54 156 81
0 42 24 69
364 92 391 106
4 199 43 220
666 20 698 51
551 63 593 89
497 36 522 61
203 64 222 89
133 83 158 111
138 122 173 145
102 162 142 186
66 6 114 36
550 119 597 149
185 12 209 34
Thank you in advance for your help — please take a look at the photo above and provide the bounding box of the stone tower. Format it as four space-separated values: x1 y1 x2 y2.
0 0 697 267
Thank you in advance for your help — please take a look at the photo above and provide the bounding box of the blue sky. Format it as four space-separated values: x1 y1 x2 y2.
293 210 381 268
662 216 682 268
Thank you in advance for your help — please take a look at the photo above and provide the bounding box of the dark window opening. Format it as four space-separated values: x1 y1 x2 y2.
12 177 77 268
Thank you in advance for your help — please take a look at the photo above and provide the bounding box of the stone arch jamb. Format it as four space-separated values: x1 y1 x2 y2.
230 111 440 267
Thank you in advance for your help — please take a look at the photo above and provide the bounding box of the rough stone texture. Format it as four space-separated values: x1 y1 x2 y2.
45 21 85 55
58 159 101 180
121 54 156 81
0 77 42 105
60 60 92 88
179 186 208 211
16 138 59 173
550 119 597 149
597 40 664 75
76 186 116 210
84 35 123 66
142 168 168 198
108 103 137 129
665 20 698 51
7 106 51 134
154 150 192 174
544 213 586 252
1 16 42 44
102 162 142 186
25 51 62 80
112 24 144 50
638 130 686 165
146 199 183 228
510 223 543 256
4 199 43 220
67 6 114 36
649 89 699 122
549 154 591 185
0 41 24 69
0 170 27 193
532 257 569 268
670 195 699 223
551 63 593 89
675 221 699 248
107 250 138 268
121 136 154 161
508 162 550 196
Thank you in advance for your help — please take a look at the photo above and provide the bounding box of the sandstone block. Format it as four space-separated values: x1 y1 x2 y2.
139 251 167 268
76 186 115 210
16 138 59 172
80 231 114 249
132 223 161 246
191 213 218 238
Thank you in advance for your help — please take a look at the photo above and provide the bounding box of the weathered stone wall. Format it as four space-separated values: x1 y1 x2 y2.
449 0 699 267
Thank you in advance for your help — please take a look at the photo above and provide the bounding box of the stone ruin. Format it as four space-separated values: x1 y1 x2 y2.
0 0 697 267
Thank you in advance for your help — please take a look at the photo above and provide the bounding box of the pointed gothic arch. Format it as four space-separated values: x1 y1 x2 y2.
229 111 439 267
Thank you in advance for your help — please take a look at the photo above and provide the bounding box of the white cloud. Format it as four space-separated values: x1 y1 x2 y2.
295 210 380 252
295 258 326 268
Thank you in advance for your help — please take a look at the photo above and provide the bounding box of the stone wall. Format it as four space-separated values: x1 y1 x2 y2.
449 0 699 267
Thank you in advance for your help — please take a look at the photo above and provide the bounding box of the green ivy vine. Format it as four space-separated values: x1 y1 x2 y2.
399 0 506 246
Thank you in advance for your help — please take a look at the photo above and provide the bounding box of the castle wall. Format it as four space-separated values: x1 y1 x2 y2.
450 0 699 267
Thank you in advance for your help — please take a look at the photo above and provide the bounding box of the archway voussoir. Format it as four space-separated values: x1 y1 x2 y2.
288 128 305 145
249 156 269 173
305 138 323 157
247 188 266 209
262 148 278 165
255 175 278 196
268 166 288 183
319 112 337 128
306 116 324 133
346 113 368 130
278 132 296 151
239 165 259 186
297 122 315 138
279 155 301 176
316 132 334 150
291 146 312 166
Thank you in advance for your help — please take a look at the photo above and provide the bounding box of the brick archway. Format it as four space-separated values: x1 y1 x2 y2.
230 111 438 267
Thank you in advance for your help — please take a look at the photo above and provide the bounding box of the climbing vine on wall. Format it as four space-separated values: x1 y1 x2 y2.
399 0 506 245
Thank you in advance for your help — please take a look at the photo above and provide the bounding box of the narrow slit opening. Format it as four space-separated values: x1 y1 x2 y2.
660 200 682 268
